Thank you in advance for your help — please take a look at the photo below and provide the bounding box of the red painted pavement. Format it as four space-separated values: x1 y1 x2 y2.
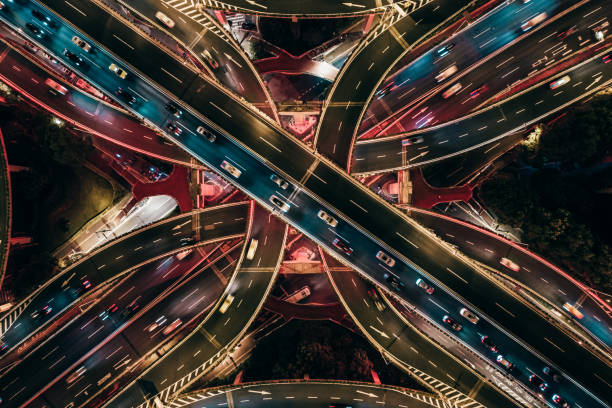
410 168 472 209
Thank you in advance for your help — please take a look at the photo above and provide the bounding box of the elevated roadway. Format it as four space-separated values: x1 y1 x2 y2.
0 127 10 288
3 2 610 406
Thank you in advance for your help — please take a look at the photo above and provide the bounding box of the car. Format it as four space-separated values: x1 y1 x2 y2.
246 239 259 260
401 136 424 146
200 49 219 69
367 288 386 312
549 75 570 90
480 335 499 352
376 251 395 267
435 65 457 82
375 83 394 99
332 237 353 255
66 366 87 384
162 318 182 335
25 22 44 38
602 54 611 64
155 11 175 28
109 63 128 79
269 195 290 212
165 102 182 118
196 126 216 142
166 122 182 135
270 174 289 189
219 294 235 314
75 279 92 295
562 302 584 319
0 342 8 354
147 315 167 332
416 278 434 294
31 9 54 27
317 210 338 228
117 88 136 105
0 1 5 10
63 49 83 65
99 303 118 320
459 307 479 324
496 355 514 370
45 78 67 95
220 160 242 178
521 12 547 32
385 273 404 291
469 84 488 99
551 394 570 407
71 35 91 52
442 83 462 99
529 374 549 392
437 42 455 57
121 301 140 318
542 366 561 382
499 257 520 272
442 315 462 331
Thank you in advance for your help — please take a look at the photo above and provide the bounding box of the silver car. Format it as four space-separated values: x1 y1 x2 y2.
460 307 479 324
220 160 241 178
376 251 395 267
317 210 338 227
270 195 290 212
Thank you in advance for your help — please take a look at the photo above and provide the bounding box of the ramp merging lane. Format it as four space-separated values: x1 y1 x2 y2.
2 2 611 406
351 47 612 174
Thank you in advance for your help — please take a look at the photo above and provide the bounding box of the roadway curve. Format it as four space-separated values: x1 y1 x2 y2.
323 251 522 408
351 47 612 175
0 127 10 288
0 203 248 356
7 2 611 405
108 203 288 407
409 207 612 349
0 41 194 166
173 380 449 408
315 0 470 167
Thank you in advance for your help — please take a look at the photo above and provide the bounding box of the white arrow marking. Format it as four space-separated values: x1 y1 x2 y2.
584 75 601 91
343 2 366 8
62 272 76 287
248 390 271 395
369 325 390 339
172 220 190 230
223 53 243 68
245 0 268 9
356 390 379 398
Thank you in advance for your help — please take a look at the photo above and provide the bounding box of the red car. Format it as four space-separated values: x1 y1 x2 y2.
332 237 353 255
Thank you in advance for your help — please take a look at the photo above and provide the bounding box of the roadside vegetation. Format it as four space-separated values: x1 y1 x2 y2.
480 95 612 293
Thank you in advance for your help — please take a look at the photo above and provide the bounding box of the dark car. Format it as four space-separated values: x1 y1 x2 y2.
552 394 570 407
165 102 182 118
31 9 55 27
384 273 405 292
120 301 139 318
442 315 462 331
75 279 92 296
529 374 549 392
63 49 83 65
367 288 386 312
480 335 499 352
0 342 8 354
437 42 455 57
32 305 53 319
166 122 182 136
332 237 353 255
543 366 561 382
116 88 136 105
99 303 119 320
25 22 44 38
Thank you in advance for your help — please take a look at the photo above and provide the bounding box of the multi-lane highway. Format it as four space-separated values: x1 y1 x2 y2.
0 128 10 287
0 204 248 355
2 1 610 407
351 47 612 174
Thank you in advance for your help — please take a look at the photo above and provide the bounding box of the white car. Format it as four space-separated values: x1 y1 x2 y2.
521 12 547 32
270 174 289 189
71 35 91 52
499 257 520 272
269 195 290 212
442 83 462 99
220 160 241 178
109 63 127 79
219 294 235 314
317 210 338 227
460 307 479 324
66 366 87 384
435 65 457 82
197 126 216 142
549 75 570 90
246 239 258 260
376 251 396 267
155 11 175 28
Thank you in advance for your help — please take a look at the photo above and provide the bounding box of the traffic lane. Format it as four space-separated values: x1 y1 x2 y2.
377 0 612 136
42 245 239 408
110 205 286 407
0 205 246 353
316 0 464 165
202 0 400 16
421 131 523 188
352 49 612 173
410 210 612 348
0 252 201 407
0 46 191 164
360 0 576 134
175 381 440 408
301 162 612 405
